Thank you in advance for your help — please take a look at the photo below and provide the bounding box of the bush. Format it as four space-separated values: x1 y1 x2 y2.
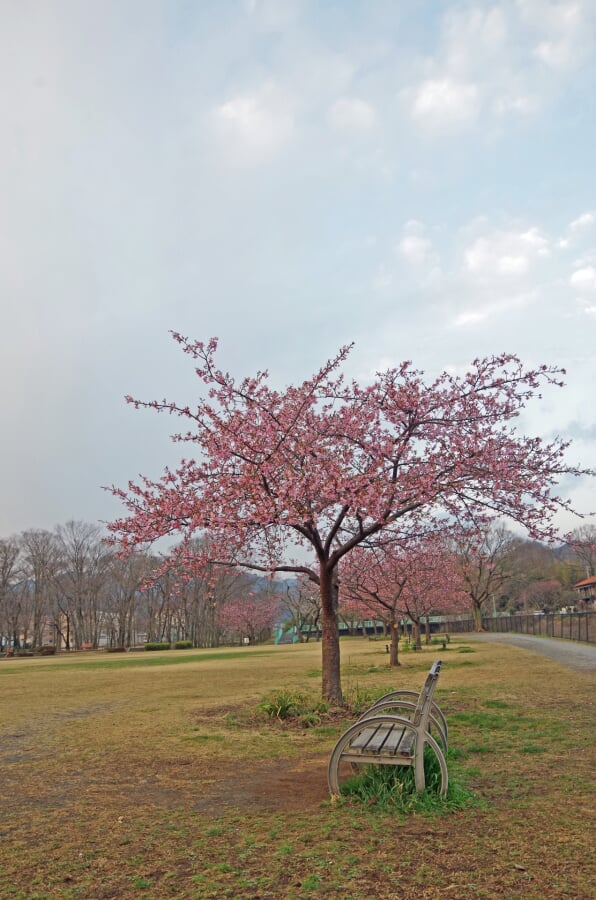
39 645 56 656
106 647 127 653
144 642 172 651
174 640 193 650
259 689 305 719
258 690 330 724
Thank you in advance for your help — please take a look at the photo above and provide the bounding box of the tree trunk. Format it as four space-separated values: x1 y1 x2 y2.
412 619 422 650
320 565 342 704
424 617 431 644
388 620 400 667
471 598 485 631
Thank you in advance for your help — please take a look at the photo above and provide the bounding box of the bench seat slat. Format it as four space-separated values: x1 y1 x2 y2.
349 723 414 756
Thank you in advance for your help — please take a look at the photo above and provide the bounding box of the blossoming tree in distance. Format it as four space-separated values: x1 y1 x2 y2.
340 531 467 665
109 334 591 702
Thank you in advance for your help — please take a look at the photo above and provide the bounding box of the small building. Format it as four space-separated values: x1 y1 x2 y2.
573 576 596 607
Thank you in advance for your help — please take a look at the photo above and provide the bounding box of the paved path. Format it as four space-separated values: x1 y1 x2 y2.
466 632 596 671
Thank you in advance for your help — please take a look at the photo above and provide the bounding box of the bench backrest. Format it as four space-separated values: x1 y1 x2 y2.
411 660 442 731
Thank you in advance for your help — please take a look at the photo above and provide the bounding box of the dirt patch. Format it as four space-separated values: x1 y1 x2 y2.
194 753 330 812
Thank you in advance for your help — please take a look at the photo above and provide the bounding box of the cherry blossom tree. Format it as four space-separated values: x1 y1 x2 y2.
340 531 466 663
218 592 280 644
518 578 569 613
397 536 467 648
109 334 591 702
340 539 409 666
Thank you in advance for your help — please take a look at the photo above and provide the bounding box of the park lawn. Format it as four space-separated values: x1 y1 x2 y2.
0 639 594 899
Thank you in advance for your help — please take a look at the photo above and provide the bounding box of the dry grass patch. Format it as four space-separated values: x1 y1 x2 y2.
0 638 594 898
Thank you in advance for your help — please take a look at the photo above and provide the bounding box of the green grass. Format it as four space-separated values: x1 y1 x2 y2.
336 746 477 815
0 648 272 673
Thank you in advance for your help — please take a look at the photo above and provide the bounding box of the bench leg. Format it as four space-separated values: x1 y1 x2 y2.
416 734 449 796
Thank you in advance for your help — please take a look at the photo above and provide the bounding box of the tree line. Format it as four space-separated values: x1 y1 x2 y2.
2 518 592 656
0 522 284 652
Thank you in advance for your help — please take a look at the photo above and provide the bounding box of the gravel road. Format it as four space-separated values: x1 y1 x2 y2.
466 632 596 671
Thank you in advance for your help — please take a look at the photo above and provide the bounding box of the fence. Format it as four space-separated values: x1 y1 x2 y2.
443 612 596 644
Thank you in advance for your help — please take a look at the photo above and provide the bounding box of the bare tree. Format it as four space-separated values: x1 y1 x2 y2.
54 522 111 649
453 523 517 630
567 525 596 578
20 529 62 648
282 576 322 642
0 537 22 650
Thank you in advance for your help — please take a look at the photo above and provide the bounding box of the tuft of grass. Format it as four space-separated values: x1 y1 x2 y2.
337 747 476 815
257 689 330 723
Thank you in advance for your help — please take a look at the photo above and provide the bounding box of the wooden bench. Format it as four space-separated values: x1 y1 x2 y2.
328 660 448 797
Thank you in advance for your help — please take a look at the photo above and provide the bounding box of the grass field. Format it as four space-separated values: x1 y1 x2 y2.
0 638 594 899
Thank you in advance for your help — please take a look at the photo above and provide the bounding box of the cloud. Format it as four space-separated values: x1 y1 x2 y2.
397 221 435 266
398 235 433 265
464 226 550 279
569 211 595 231
410 78 480 129
442 6 508 71
212 83 294 162
454 310 489 326
328 97 376 131
243 0 300 31
570 266 596 291
521 0 591 71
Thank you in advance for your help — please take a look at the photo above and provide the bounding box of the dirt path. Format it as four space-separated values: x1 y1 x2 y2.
466 631 596 671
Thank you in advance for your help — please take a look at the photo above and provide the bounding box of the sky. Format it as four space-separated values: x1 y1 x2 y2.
1 0 595 540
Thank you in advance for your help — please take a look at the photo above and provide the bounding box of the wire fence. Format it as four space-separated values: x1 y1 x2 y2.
443 612 596 644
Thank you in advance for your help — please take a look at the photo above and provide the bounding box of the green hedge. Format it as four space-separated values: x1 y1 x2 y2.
144 642 172 651
174 640 193 650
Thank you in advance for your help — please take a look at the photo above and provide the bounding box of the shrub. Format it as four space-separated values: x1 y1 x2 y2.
39 646 56 656
144 642 171 651
106 647 127 653
174 640 193 650
259 689 306 719
258 690 331 725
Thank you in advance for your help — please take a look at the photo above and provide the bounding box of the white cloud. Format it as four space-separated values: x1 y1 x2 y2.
569 211 595 231
464 226 550 279
528 0 588 70
212 83 294 162
443 6 508 72
396 220 439 269
243 0 300 30
398 235 433 265
494 93 538 116
455 310 489 326
410 78 480 129
570 266 596 291
520 227 550 253
328 97 376 131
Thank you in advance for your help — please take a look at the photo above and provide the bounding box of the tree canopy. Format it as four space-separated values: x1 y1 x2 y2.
109 334 592 701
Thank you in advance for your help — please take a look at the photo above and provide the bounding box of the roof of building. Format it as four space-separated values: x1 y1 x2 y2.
574 576 596 588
